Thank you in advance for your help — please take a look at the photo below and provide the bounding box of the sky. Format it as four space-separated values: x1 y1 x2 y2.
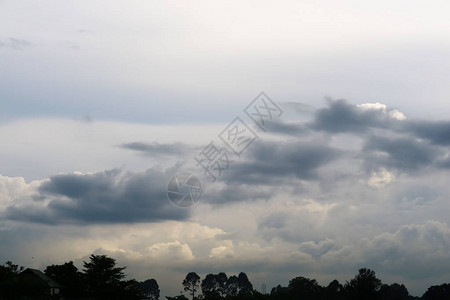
1 0 450 297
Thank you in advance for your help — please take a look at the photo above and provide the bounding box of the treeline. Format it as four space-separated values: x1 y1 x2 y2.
0 255 159 300
1 254 450 300
169 268 450 300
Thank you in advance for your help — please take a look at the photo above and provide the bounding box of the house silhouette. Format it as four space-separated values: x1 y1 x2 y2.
20 268 62 298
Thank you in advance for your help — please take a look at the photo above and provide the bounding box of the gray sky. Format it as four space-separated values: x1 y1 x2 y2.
1 0 450 297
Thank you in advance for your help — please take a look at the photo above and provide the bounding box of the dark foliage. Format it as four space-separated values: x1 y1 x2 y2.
183 272 201 300
45 261 85 299
0 255 159 300
422 283 450 300
201 272 253 299
344 268 382 300
1 257 450 300
140 278 160 300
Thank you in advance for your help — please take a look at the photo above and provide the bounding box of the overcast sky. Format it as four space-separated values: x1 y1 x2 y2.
1 0 450 297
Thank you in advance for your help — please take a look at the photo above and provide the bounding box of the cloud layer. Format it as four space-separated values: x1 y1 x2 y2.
1 99 450 296
3 168 188 225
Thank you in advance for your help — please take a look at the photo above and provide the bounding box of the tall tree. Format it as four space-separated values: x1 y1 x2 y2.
378 283 411 300
182 272 200 300
140 278 160 300
270 284 290 300
324 279 343 300
121 279 146 299
83 254 139 299
45 261 85 298
225 275 239 297
287 276 322 300
0 261 21 299
237 272 253 296
422 283 450 300
345 268 381 300
201 272 228 298
166 295 189 300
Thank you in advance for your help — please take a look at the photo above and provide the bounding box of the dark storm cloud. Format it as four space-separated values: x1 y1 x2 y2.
120 142 195 156
5 168 189 225
271 99 450 174
404 120 450 145
203 184 275 205
309 99 450 146
437 157 450 169
197 139 339 205
310 99 390 133
224 140 341 185
361 135 441 172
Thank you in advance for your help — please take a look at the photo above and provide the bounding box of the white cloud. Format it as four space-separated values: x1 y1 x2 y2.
356 102 407 120
147 241 195 261
388 109 407 121
366 168 395 188
0 174 44 209
209 243 234 259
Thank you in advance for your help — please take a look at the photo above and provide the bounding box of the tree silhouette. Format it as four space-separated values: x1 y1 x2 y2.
287 276 322 300
378 283 412 300
236 272 253 296
200 272 253 299
225 275 239 297
183 272 200 300
422 283 450 300
345 268 381 300
5 256 450 300
140 278 160 300
45 261 85 298
270 284 290 300
201 273 227 299
83 254 142 299
166 295 189 300
324 279 344 300
0 261 21 299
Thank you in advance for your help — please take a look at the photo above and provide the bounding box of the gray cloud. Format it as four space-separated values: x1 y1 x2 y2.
404 120 450 146
203 184 275 205
279 102 315 113
120 142 196 156
361 135 441 172
262 119 308 136
354 221 450 280
262 99 450 176
257 212 287 230
310 99 392 133
5 167 189 225
0 38 32 50
256 211 332 244
309 99 450 147
299 238 339 259
224 140 341 185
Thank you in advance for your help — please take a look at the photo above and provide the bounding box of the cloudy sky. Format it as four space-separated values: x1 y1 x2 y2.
1 0 450 297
